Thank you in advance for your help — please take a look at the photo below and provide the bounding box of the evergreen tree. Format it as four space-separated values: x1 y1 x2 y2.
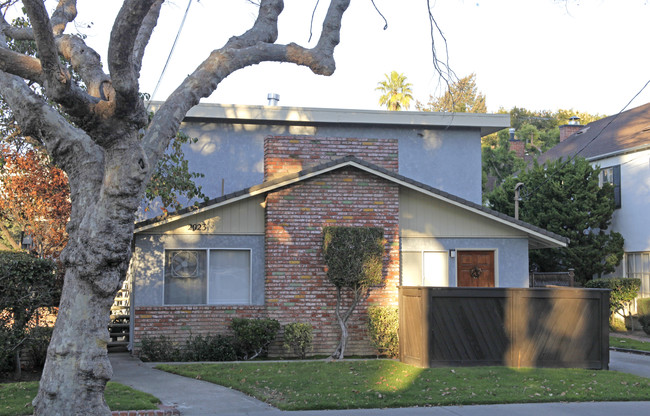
486 157 624 284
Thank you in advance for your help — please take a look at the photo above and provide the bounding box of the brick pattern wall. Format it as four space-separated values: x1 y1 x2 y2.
264 166 400 356
134 306 266 347
133 136 401 357
264 136 399 180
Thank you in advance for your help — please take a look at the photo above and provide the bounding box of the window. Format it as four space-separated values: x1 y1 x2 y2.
402 251 449 286
627 252 650 297
164 249 251 305
599 165 621 209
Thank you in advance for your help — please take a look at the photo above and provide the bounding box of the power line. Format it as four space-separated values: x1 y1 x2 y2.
520 78 650 201
147 0 193 110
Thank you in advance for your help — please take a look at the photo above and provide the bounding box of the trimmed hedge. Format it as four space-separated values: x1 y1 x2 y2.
584 277 640 317
283 322 313 359
367 305 399 357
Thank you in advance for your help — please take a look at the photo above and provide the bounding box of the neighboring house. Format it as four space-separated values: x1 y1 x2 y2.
537 102 650 297
129 104 567 356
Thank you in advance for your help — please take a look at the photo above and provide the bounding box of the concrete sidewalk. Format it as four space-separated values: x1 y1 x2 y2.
109 352 650 416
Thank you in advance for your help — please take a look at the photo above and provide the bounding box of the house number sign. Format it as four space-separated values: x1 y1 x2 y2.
187 223 207 231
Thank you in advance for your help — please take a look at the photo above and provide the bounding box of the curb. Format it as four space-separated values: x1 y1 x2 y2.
609 347 650 356
111 405 180 416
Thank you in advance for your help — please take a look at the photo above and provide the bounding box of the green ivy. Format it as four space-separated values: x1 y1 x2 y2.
322 226 384 289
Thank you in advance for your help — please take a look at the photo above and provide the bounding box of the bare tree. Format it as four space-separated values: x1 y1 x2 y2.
0 1 350 414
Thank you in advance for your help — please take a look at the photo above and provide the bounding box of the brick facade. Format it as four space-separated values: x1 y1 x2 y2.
264 136 399 180
134 136 401 357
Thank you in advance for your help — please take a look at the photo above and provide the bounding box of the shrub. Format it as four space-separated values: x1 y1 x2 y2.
138 335 182 362
584 277 640 318
231 318 280 360
367 306 399 357
0 251 59 375
283 323 313 358
183 334 238 362
638 298 650 335
24 325 54 368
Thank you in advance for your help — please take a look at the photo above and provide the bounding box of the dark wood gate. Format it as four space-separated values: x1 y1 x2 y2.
399 286 610 369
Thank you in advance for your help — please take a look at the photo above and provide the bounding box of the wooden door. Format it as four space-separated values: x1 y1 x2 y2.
457 251 495 287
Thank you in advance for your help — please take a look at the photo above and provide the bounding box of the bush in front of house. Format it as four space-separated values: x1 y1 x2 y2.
183 334 238 362
139 335 183 362
283 322 313 359
231 317 280 360
138 317 281 362
0 251 59 375
367 305 399 358
637 298 650 335
584 277 640 319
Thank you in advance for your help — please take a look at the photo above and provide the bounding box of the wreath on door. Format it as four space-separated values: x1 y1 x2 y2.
470 266 483 279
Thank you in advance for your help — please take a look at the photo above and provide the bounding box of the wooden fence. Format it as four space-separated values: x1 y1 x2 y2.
399 286 609 369
529 270 575 287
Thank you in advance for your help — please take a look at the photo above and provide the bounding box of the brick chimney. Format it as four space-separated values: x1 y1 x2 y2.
559 116 583 142
509 139 526 158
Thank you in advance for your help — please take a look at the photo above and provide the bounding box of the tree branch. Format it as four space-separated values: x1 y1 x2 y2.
21 0 99 123
133 0 164 78
108 0 155 122
0 221 20 250
142 0 350 167
0 47 43 83
56 34 112 101
0 13 34 40
50 0 77 36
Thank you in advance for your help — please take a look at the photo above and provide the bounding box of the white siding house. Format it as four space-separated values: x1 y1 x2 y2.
537 102 650 296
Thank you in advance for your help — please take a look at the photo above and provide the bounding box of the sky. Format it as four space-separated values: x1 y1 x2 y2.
12 1 650 116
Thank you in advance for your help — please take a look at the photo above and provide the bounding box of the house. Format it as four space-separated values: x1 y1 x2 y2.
536 102 650 297
129 104 567 356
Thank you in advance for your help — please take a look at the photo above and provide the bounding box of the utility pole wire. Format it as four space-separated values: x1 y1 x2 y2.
520 78 650 201
147 0 193 109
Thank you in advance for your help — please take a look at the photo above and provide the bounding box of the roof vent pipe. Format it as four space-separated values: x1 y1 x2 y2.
267 93 280 106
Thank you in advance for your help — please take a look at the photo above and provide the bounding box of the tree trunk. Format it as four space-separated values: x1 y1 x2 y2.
32 136 146 416
331 287 362 360
33 267 116 415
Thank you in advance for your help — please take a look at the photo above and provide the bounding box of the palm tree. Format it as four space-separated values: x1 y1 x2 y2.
376 71 414 111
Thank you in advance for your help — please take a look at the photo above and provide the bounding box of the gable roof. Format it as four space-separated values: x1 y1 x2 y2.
135 156 568 249
538 102 650 164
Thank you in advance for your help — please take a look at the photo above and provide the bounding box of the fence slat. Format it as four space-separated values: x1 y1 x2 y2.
399 287 609 369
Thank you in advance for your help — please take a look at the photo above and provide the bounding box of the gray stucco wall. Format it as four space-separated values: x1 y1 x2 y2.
132 233 265 306
401 237 530 287
178 122 483 206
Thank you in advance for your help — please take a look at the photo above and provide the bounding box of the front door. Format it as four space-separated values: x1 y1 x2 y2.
457 250 495 287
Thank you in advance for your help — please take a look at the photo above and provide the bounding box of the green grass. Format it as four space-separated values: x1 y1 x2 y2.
0 381 161 416
157 360 650 410
610 336 650 352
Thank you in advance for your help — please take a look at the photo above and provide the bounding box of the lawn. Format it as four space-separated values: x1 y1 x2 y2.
0 381 161 416
157 360 650 410
610 336 650 352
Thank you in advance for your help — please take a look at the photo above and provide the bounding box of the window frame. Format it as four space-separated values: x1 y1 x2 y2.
163 247 253 306
599 164 621 209
401 250 449 287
